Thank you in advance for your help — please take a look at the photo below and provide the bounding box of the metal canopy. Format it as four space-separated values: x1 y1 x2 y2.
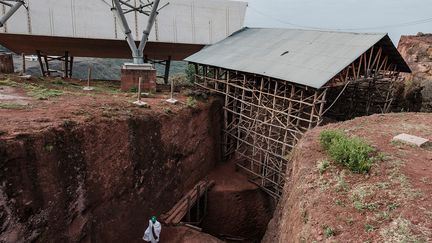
186 27 411 89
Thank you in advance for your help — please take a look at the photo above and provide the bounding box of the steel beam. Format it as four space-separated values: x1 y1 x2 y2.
137 0 160 55
111 0 140 63
0 0 24 27
111 0 160 64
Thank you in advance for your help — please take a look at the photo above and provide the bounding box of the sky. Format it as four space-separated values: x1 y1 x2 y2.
243 0 432 44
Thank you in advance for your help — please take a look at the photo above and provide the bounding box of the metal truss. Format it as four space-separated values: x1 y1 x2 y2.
110 0 168 64
0 0 26 28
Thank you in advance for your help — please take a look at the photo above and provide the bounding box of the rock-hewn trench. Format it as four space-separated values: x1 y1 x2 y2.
0 99 274 243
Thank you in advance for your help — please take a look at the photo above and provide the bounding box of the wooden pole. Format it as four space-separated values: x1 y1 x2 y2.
137 77 142 102
21 53 26 75
87 65 92 88
170 76 174 99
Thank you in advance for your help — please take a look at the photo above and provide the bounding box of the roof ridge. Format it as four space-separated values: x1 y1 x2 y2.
243 26 388 36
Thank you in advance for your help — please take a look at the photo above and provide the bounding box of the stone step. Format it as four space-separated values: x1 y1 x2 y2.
392 133 430 147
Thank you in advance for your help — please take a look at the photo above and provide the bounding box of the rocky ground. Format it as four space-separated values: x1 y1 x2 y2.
263 113 432 242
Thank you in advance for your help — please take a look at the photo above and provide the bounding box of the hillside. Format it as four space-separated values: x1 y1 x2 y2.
12 56 188 81
263 113 432 242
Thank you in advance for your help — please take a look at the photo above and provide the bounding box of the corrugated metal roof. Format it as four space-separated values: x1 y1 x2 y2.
185 27 411 89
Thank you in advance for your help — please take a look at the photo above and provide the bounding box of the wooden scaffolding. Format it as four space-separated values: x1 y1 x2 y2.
191 44 402 199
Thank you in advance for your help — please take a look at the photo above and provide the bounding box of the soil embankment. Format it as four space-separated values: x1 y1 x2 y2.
0 98 223 242
263 113 432 242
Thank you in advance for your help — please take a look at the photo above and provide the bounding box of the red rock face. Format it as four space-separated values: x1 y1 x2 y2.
0 100 223 242
398 34 432 111
398 34 432 81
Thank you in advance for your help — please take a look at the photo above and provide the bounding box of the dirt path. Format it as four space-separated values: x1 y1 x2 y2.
0 74 193 137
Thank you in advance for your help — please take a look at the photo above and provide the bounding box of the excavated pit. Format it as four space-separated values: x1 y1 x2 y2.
0 98 274 243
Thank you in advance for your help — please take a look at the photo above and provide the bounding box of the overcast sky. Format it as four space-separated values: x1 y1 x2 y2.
244 0 432 44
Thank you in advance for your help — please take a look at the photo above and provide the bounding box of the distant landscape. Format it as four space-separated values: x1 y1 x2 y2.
1 45 189 81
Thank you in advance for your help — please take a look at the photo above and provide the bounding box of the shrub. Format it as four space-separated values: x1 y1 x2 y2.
186 96 197 108
185 64 196 84
319 130 374 173
319 130 345 150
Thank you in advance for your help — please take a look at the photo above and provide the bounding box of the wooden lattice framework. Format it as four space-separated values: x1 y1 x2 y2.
191 44 402 199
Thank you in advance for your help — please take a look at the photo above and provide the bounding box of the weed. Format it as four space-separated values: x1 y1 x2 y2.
0 79 18 87
375 210 391 222
186 96 197 108
376 182 390 189
351 185 377 211
51 78 66 85
380 217 421 243
374 152 389 162
0 103 28 110
317 160 330 175
335 172 349 192
129 86 138 93
24 84 63 100
365 224 375 232
335 199 344 206
319 130 374 173
322 225 336 238
387 203 399 211
391 140 416 148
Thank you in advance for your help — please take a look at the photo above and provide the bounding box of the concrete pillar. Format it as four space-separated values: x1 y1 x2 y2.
121 63 157 92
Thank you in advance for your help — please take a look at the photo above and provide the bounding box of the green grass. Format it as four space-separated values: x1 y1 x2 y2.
320 130 375 173
23 83 63 100
350 185 378 211
0 78 63 100
0 103 28 110
0 79 18 87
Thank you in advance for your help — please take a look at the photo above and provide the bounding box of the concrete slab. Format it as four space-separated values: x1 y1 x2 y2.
165 98 178 104
392 133 430 147
132 100 149 108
